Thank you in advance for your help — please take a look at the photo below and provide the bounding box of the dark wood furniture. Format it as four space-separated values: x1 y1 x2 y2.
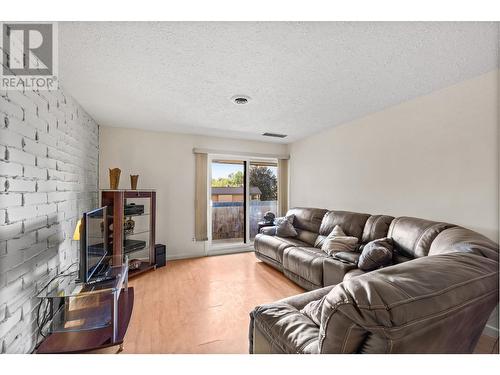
37 289 134 354
36 263 133 354
101 189 157 278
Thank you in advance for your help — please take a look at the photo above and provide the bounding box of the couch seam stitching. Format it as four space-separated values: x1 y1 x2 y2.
385 270 498 309
371 289 499 332
340 323 356 353
330 271 497 310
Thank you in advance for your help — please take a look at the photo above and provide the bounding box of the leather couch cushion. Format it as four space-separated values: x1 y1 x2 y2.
259 226 276 236
295 229 319 246
334 251 361 264
286 207 327 233
387 217 455 258
283 247 328 287
393 252 413 264
361 215 395 244
254 234 309 263
316 210 370 247
343 268 366 280
429 227 499 262
323 257 358 286
358 237 394 271
277 237 310 248
277 285 336 310
251 303 320 353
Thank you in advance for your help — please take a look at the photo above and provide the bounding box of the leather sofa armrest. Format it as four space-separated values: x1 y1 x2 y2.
260 226 277 235
323 257 358 286
276 285 335 310
334 252 360 264
250 303 320 354
249 286 334 353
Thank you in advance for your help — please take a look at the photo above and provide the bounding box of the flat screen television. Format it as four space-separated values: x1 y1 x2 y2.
78 207 109 283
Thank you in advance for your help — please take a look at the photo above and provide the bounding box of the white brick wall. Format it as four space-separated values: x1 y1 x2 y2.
0 85 99 353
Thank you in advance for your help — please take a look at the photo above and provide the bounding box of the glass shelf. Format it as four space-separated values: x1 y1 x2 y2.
37 261 129 336
123 244 147 255
100 189 156 192
38 262 129 298
125 230 151 236
50 295 112 332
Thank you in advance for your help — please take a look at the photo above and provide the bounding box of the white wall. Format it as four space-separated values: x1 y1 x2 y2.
0 89 99 353
289 70 499 242
99 127 286 260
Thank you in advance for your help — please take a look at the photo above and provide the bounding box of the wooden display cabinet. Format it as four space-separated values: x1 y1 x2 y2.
101 190 156 278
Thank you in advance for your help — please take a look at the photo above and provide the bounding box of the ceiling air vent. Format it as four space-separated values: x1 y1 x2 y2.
231 95 251 104
262 132 287 138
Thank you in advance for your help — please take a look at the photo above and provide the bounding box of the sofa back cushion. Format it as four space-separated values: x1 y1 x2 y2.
429 227 499 262
387 217 454 258
295 229 320 246
286 207 328 246
287 207 327 232
315 210 370 248
361 215 394 244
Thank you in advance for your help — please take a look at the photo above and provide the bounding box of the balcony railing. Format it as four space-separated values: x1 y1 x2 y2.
211 200 277 240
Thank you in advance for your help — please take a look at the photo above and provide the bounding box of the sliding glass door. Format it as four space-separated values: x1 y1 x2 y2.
209 157 278 252
211 160 246 245
249 161 278 240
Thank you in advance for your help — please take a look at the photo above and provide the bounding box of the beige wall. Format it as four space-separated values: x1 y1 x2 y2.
289 70 499 242
99 127 286 259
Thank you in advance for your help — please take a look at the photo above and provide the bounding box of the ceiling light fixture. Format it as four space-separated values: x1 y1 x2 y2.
231 95 251 105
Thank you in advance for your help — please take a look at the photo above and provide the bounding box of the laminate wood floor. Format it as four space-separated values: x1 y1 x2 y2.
94 252 302 353
93 252 498 354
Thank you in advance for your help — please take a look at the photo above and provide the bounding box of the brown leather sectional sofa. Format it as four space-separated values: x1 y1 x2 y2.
250 207 499 353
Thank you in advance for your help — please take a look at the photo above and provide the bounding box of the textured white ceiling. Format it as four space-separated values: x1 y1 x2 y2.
59 22 499 143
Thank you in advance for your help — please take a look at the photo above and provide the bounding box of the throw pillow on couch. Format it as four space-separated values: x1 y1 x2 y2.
274 214 297 237
358 237 394 271
321 225 359 255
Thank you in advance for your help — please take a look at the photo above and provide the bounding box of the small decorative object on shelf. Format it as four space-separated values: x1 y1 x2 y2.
129 258 142 270
130 174 139 190
109 168 121 189
124 218 135 235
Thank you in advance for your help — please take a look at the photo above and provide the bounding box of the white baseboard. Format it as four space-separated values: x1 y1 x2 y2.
166 252 205 261
166 247 254 261
207 246 254 257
